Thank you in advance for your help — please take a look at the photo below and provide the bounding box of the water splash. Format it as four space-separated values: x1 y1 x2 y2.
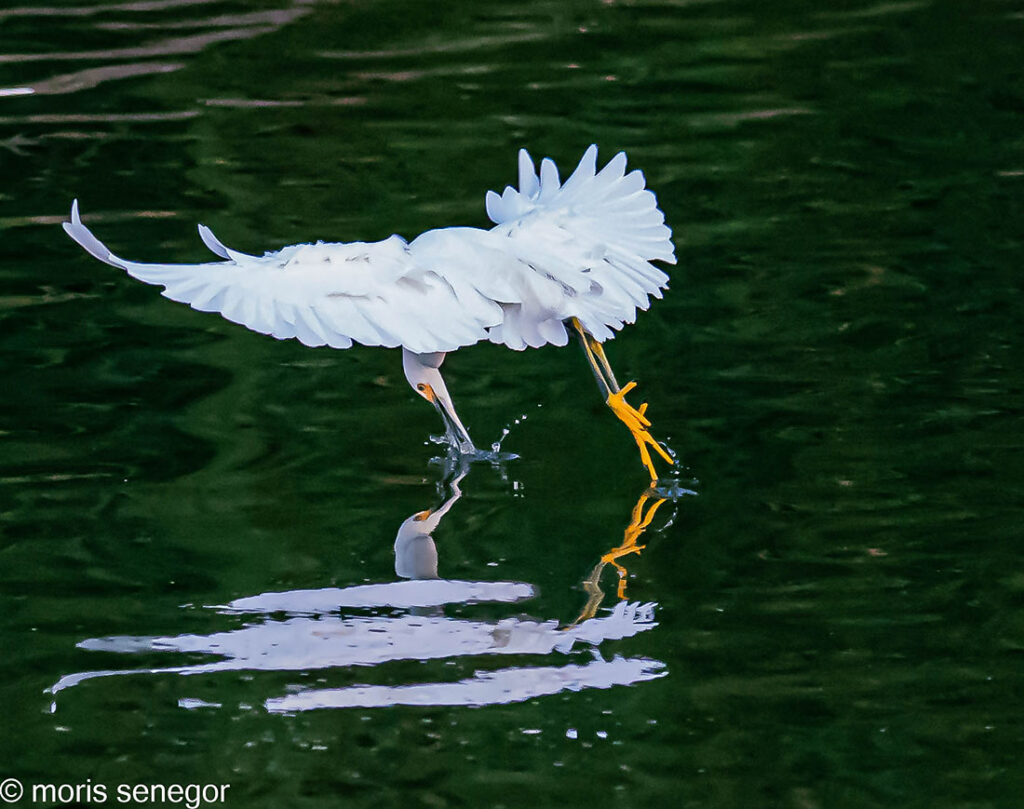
427 435 518 472
649 434 699 499
652 478 699 499
491 403 542 454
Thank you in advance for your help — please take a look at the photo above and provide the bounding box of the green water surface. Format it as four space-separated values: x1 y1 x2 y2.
2 1 1024 807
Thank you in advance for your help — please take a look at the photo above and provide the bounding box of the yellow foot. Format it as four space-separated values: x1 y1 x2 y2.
606 381 674 483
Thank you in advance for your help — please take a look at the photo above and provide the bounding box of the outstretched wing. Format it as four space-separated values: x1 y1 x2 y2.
64 146 675 354
483 145 675 345
63 201 500 354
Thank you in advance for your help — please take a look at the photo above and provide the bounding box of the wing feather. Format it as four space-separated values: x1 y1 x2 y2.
481 146 675 347
64 202 492 353
65 146 675 355
518 149 540 197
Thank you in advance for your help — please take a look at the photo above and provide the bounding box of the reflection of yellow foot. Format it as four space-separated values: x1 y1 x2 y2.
571 490 669 625
606 382 675 483
603 492 667 598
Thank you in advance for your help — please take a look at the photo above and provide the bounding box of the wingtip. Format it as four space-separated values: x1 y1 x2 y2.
517 148 540 196
578 144 598 177
197 222 233 259
484 189 502 223
62 201 127 269
517 147 533 175
539 157 560 191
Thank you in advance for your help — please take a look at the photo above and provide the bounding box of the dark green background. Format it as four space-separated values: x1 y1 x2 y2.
2 0 1023 806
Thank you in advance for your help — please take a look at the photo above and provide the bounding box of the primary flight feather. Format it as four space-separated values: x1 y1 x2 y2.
65 145 679 482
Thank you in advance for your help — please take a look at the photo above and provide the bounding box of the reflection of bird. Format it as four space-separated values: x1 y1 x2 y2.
47 468 665 709
394 462 467 581
64 146 677 481
47 457 684 710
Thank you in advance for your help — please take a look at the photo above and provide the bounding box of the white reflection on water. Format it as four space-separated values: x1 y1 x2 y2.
49 458 670 712
0 0 314 98
0 0 223 21
50 600 662 708
267 656 667 712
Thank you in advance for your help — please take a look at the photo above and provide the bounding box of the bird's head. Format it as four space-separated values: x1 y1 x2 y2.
414 382 438 404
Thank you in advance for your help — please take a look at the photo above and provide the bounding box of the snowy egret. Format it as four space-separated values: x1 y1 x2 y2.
63 145 677 481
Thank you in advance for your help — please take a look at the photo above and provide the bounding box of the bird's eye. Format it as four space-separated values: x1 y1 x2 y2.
416 384 425 391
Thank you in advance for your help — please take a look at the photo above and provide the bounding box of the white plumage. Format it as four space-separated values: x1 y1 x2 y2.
64 145 674 354
65 145 678 478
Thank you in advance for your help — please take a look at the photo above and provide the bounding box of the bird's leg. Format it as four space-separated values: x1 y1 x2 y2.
571 318 674 483
589 338 621 394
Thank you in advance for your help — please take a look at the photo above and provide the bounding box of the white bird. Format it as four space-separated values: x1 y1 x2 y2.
64 145 677 482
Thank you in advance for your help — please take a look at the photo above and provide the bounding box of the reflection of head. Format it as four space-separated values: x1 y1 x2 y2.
394 458 468 580
395 514 439 580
